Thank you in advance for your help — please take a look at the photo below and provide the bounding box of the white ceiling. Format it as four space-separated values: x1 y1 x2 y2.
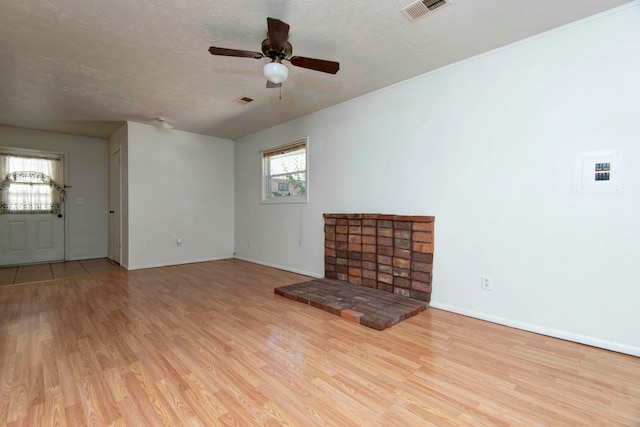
0 0 633 140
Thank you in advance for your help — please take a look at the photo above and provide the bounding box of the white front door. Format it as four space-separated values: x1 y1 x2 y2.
0 212 65 265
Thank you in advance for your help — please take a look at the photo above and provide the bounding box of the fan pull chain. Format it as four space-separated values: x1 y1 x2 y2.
279 84 282 100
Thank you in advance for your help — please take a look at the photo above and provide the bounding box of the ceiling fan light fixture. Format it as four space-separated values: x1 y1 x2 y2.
263 62 288 84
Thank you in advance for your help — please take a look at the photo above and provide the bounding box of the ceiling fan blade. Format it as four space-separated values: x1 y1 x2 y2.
208 46 263 59
289 56 340 74
266 81 282 89
267 17 290 52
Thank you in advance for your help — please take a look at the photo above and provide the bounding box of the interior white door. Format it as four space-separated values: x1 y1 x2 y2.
108 149 121 264
0 210 65 266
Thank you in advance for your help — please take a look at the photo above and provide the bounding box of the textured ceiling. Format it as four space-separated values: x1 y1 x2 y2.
0 0 633 140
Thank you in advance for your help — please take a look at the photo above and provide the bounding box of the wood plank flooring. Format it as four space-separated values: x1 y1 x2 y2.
0 258 122 286
0 259 638 426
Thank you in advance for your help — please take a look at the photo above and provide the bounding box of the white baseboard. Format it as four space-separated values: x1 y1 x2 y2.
234 256 322 279
430 302 640 357
126 256 231 271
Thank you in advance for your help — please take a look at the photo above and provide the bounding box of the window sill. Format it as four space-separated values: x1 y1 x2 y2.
261 196 308 205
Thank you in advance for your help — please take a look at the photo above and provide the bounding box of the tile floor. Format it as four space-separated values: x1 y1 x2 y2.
0 258 122 286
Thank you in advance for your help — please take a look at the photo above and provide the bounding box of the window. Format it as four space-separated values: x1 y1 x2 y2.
0 152 65 214
262 138 307 203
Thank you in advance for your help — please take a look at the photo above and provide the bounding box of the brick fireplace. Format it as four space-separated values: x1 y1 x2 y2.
323 214 434 303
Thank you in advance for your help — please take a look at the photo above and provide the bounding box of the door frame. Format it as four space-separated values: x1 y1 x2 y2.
108 147 122 264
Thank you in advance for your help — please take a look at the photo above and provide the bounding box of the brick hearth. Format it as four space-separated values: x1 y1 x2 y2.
323 214 434 303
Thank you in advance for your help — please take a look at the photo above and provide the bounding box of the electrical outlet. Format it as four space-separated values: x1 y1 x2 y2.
481 275 493 291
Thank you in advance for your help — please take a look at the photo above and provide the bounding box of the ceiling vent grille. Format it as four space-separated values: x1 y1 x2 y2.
401 0 451 23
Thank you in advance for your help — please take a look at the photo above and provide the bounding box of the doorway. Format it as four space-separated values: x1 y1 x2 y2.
0 150 66 266
108 149 121 264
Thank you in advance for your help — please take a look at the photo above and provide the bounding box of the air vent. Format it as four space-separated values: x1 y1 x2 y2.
233 96 254 105
401 0 451 23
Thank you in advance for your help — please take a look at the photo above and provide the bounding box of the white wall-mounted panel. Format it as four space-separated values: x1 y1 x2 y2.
8 221 27 251
36 220 54 249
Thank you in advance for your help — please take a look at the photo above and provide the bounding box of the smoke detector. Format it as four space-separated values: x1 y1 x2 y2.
154 117 174 129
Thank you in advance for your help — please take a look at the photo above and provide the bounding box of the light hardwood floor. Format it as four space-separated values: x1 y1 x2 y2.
0 259 638 426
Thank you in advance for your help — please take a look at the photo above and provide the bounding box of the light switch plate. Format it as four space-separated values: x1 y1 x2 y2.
574 150 622 194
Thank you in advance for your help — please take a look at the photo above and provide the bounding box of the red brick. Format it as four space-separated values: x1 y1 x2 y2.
393 268 410 278
348 267 362 277
411 280 432 293
348 243 362 252
325 241 336 249
348 219 362 226
412 221 434 232
336 225 348 234
362 235 376 245
362 269 376 279
378 220 393 228
348 234 362 244
336 258 348 266
336 218 348 226
348 251 361 260
336 265 348 273
349 276 362 285
325 263 336 272
377 255 392 265
336 250 347 258
325 248 336 257
325 255 336 264
362 261 376 270
393 258 411 269
394 287 410 297
378 246 394 256
341 309 364 322
362 244 376 253
412 271 431 283
324 225 335 233
348 226 362 234
394 248 411 259
411 261 433 273
363 219 376 227
337 273 348 281
394 276 411 289
411 252 433 263
347 259 361 268
378 264 392 274
362 278 377 288
394 229 411 239
394 239 410 250
324 217 336 225
377 227 393 237
325 271 337 279
377 273 393 284
394 221 411 230
412 242 434 253
377 282 394 293
362 253 376 262
411 216 434 223
336 241 348 251
362 226 376 236
336 233 348 242
377 237 393 247
410 289 430 302
325 233 336 242
412 231 432 243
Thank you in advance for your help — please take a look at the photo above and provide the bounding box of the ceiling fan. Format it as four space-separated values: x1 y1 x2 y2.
208 17 339 88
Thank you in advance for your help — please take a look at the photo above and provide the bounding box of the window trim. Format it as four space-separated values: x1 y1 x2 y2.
261 137 309 204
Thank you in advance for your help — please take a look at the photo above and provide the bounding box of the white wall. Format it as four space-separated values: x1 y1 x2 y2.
0 126 109 260
126 122 234 269
234 4 640 355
